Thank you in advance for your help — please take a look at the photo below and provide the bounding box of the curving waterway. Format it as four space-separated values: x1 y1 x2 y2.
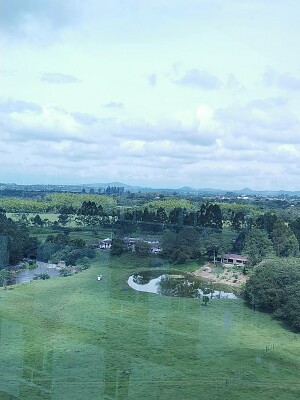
14 262 61 284
128 271 238 299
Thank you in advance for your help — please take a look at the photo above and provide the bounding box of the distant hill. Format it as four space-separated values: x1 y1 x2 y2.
1 182 300 197
79 183 300 196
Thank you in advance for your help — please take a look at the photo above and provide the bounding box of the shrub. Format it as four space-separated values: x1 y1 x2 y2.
59 268 73 277
33 273 50 280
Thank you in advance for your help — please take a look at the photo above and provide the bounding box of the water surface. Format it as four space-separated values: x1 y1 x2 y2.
128 270 238 299
15 262 60 284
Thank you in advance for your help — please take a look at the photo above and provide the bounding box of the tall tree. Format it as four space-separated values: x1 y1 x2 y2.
271 220 299 257
243 229 273 266
231 211 245 231
254 212 278 234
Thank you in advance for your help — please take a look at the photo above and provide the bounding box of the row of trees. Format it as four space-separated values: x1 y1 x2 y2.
111 203 224 233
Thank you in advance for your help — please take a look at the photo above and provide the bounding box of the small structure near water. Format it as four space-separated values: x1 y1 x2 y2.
216 253 248 266
96 238 112 249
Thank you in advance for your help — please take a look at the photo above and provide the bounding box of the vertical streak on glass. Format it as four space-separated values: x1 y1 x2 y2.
0 319 24 397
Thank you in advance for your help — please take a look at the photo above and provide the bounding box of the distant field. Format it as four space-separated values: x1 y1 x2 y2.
6 213 115 244
0 253 299 399
6 212 59 222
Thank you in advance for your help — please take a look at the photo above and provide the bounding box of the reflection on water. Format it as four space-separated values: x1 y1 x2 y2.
15 262 60 284
128 271 238 299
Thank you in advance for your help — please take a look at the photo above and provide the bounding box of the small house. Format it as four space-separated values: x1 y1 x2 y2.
217 253 248 266
98 238 112 249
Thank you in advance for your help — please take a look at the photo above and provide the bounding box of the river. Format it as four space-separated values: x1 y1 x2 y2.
14 262 61 284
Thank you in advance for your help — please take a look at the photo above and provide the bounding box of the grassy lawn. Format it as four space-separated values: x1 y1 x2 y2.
0 253 299 399
27 227 114 245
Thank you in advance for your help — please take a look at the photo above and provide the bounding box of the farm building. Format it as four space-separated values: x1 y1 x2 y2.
216 253 248 266
97 238 112 249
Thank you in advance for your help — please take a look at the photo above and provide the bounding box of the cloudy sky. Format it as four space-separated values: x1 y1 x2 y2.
1 0 300 190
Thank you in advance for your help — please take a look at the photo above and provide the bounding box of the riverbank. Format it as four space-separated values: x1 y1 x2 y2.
13 261 61 284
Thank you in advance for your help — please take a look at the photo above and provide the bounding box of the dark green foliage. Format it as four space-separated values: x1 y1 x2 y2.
162 227 200 264
0 235 9 269
134 241 152 255
254 212 278 234
0 269 10 286
271 220 299 257
52 246 95 265
36 241 62 262
243 229 273 266
199 228 231 257
76 201 104 226
197 203 223 229
161 231 177 258
58 213 70 226
231 211 245 231
202 295 209 306
289 217 300 245
0 213 35 266
37 233 95 265
244 260 300 331
140 207 158 233
59 268 73 277
32 214 44 226
33 273 50 280
168 207 183 226
110 237 126 256
273 281 300 330
232 230 247 254
156 207 168 224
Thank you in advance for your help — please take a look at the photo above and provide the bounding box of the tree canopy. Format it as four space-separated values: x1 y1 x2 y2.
244 259 300 331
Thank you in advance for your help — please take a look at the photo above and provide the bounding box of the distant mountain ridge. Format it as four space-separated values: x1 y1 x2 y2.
82 183 300 196
1 182 300 196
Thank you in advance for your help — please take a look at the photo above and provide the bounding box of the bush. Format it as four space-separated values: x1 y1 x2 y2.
150 257 165 268
33 273 50 280
59 268 73 277
28 262 37 270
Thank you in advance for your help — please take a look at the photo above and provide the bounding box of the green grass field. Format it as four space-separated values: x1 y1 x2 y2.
0 253 299 400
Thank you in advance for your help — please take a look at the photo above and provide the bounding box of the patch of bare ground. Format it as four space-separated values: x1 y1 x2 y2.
191 262 248 288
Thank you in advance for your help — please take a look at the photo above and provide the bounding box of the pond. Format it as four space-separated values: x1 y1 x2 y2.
14 262 61 284
128 270 239 299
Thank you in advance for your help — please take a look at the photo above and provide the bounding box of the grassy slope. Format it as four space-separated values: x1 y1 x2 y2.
0 253 299 400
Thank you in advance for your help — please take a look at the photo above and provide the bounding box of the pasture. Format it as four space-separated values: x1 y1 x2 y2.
0 252 299 399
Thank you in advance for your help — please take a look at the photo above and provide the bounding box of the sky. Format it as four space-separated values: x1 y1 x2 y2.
1 0 300 190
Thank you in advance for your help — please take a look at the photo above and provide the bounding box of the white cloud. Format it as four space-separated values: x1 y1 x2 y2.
173 69 222 90
41 73 80 84
103 102 124 110
263 68 300 91
1 1 300 189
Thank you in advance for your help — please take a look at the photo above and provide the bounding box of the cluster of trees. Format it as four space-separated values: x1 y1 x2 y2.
110 209 300 269
161 227 201 264
37 233 95 266
105 186 124 195
0 212 37 267
244 260 300 331
115 203 223 234
233 213 300 265
0 193 116 213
